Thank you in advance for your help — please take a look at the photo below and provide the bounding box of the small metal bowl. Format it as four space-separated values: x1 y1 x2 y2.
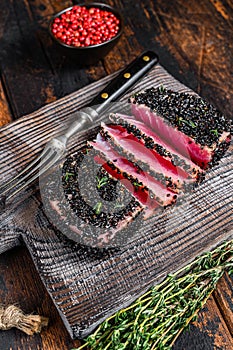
49 2 123 65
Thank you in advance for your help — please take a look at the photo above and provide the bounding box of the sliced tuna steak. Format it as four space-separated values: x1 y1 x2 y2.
109 112 204 182
89 133 177 208
94 153 159 212
101 122 201 192
61 150 144 247
130 87 231 169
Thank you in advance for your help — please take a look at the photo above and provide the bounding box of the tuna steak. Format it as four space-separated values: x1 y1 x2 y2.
94 153 160 212
130 87 231 169
101 122 202 192
61 149 144 247
89 133 178 208
109 112 204 181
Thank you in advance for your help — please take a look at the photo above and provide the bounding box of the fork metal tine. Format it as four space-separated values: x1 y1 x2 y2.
0 152 45 192
7 151 61 200
1 148 57 198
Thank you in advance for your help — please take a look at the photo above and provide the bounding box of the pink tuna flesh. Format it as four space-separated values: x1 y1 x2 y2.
109 112 203 180
101 122 200 192
131 103 213 169
130 88 231 170
89 133 177 208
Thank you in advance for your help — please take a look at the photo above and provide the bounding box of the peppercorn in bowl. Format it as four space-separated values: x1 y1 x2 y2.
49 2 123 65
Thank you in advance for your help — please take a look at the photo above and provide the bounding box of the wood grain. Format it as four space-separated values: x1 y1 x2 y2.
0 246 82 350
0 79 12 126
0 248 232 350
214 273 233 337
0 0 232 349
173 294 233 350
0 64 232 343
0 0 232 117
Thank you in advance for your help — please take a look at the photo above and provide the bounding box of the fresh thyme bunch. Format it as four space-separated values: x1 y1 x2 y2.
74 240 233 350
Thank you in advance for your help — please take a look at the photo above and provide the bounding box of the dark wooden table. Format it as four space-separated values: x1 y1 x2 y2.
0 0 232 349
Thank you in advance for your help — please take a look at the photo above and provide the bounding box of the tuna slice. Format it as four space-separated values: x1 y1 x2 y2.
109 112 204 181
89 133 177 208
130 87 231 169
61 150 145 247
94 153 159 211
50 186 144 248
101 122 202 192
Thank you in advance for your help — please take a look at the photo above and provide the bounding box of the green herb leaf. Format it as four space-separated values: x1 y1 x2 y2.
133 181 142 187
74 240 233 350
96 176 109 189
114 202 124 210
178 117 197 128
93 202 102 214
64 172 74 181
158 85 165 93
210 129 219 137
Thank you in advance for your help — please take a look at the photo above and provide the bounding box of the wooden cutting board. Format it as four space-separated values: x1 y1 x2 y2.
0 64 232 339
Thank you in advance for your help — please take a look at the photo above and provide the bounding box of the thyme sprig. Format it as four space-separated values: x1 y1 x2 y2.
73 240 233 350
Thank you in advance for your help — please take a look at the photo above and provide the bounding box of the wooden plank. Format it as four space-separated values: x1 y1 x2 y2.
0 246 82 350
173 294 233 350
0 0 106 119
1 0 232 119
141 0 233 115
0 79 12 127
214 272 233 337
106 0 233 119
0 0 58 118
1 251 232 349
24 0 72 19
0 64 232 339
20 0 112 84
0 0 232 348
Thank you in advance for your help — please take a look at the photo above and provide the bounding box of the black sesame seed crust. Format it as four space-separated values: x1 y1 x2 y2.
96 167 118 202
92 148 157 204
42 148 144 248
100 127 182 192
131 87 231 148
109 113 204 181
62 148 142 230
91 141 178 207
210 140 232 167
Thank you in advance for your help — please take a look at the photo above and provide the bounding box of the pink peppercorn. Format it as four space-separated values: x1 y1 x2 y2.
51 5 120 47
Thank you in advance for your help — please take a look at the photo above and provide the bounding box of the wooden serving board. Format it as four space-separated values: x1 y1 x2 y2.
0 64 232 339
